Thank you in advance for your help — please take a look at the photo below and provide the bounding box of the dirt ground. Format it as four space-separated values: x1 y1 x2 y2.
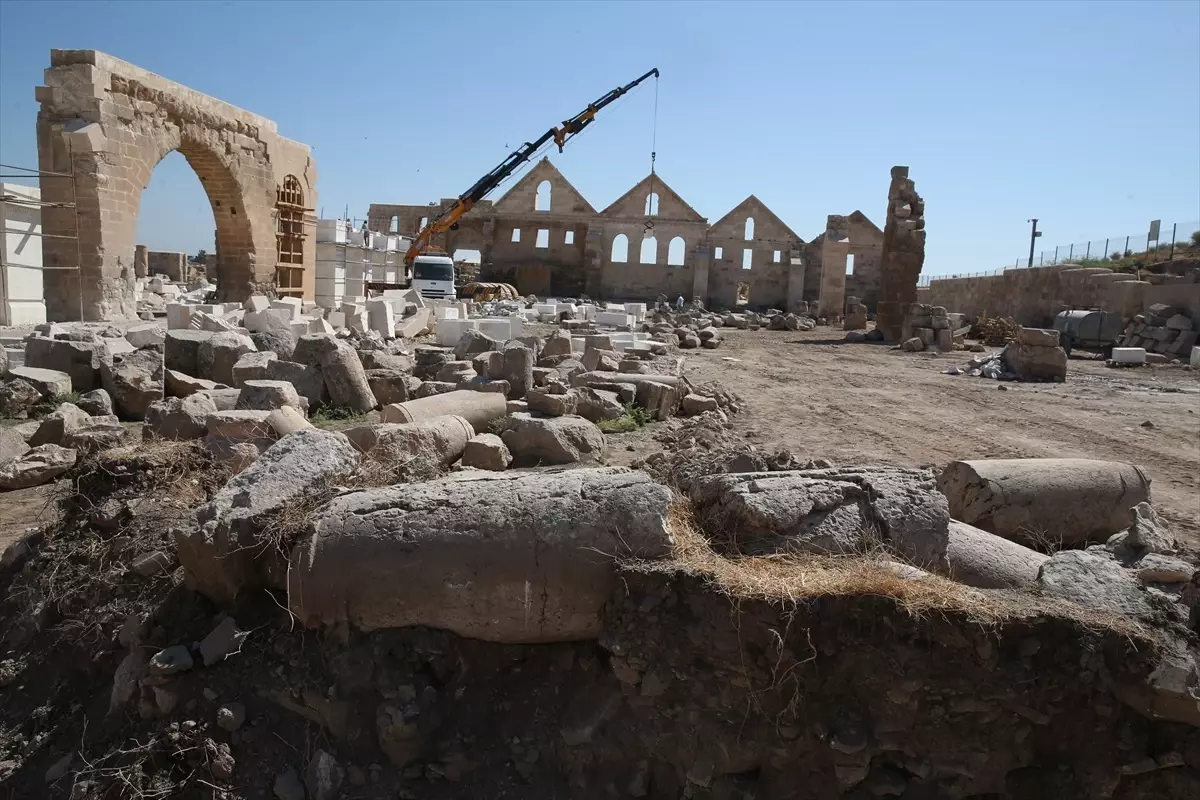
662 327 1200 547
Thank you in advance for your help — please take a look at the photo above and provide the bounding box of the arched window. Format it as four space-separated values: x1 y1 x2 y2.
645 193 659 216
640 235 658 264
611 234 629 263
667 236 685 266
275 175 305 296
744 217 755 240
535 180 552 211
389 215 399 234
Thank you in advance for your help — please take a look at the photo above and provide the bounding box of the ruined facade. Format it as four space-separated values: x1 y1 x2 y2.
36 50 317 321
369 158 884 312
876 166 926 342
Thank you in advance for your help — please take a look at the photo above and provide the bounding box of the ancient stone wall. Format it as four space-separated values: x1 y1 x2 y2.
876 166 925 342
146 250 188 282
36 50 317 321
369 159 868 310
916 264 1200 326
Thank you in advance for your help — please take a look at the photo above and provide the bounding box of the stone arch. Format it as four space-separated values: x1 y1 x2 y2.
36 50 316 320
132 129 267 302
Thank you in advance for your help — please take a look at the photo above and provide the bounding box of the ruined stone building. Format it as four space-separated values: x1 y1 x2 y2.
36 50 318 321
369 159 885 312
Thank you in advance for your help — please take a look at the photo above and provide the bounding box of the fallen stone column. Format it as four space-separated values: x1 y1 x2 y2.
380 389 505 433
690 466 950 570
944 520 1049 589
937 459 1151 546
287 468 674 642
343 415 474 467
175 429 360 606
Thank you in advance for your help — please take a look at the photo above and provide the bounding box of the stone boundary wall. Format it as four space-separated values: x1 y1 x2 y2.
917 265 1200 326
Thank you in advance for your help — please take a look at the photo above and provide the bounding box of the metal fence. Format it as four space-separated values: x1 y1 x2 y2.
918 219 1200 286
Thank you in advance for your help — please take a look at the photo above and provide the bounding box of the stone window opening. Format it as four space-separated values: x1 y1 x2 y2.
742 248 753 270
744 217 755 240
611 234 629 263
275 174 306 296
564 230 575 245
714 246 723 260
535 180 552 211
511 228 521 243
645 192 659 216
419 216 429 232
737 281 751 305
640 235 657 264
846 253 856 275
773 250 781 263
667 236 685 267
535 229 550 249
389 215 399 234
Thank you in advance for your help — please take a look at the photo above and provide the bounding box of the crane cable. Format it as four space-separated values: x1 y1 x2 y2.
644 74 659 234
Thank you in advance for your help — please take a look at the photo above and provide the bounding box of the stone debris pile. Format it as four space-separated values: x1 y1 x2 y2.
898 303 969 353
1110 302 1199 367
1 296 729 489
949 327 1067 382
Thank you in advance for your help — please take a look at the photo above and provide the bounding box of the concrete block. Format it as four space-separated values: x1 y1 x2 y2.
125 323 166 349
367 298 396 338
1111 347 1146 365
595 311 635 328
309 317 335 335
244 296 270 313
434 306 460 321
397 308 433 339
271 298 302 321
328 311 346 329
478 318 519 341
435 318 479 346
166 304 192 330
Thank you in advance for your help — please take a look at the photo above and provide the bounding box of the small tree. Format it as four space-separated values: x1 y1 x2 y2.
193 248 208 264
1190 230 1200 248
1109 251 1122 261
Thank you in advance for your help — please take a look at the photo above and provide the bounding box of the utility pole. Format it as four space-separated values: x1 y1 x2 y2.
1026 218 1041 268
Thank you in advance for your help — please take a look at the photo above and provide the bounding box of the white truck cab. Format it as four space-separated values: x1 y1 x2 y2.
411 254 456 301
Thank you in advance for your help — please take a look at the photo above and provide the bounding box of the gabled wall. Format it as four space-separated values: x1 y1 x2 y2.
368 162 882 311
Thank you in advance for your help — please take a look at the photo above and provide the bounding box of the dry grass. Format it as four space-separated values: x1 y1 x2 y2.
256 441 447 561
630 500 1152 639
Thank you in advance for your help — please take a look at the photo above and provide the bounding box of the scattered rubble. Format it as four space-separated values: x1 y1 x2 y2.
2 287 1198 800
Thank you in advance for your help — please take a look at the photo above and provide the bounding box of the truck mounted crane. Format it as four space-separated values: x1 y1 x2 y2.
403 68 660 297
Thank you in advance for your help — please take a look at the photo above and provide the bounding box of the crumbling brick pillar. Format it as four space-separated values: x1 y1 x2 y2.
133 245 148 279
817 215 849 319
876 166 926 343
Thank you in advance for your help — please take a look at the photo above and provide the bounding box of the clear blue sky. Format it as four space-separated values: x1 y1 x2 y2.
1 0 1198 275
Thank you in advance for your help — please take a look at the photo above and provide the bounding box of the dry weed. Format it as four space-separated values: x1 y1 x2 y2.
256 441 447 561
629 500 1150 638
